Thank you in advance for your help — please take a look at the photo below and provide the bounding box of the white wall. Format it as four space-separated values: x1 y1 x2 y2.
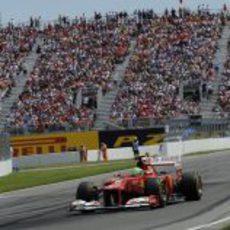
87 145 160 162
13 152 80 168
0 159 12 177
12 137 230 168
165 137 230 156
93 137 230 162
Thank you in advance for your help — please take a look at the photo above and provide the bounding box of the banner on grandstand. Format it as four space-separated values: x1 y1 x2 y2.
11 131 99 157
99 128 165 148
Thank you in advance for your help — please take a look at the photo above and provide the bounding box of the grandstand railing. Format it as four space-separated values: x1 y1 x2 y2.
4 120 94 135
4 115 230 140
107 115 230 138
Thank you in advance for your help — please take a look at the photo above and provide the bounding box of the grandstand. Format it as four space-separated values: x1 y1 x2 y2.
110 11 222 125
0 7 230 134
217 53 230 115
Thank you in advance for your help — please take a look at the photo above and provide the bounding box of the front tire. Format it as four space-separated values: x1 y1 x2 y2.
76 181 98 202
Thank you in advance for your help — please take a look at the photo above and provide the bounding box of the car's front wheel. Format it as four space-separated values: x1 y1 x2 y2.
76 181 99 202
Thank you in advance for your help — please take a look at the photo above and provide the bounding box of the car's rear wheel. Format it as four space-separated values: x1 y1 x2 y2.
180 172 203 201
76 181 98 202
145 178 166 208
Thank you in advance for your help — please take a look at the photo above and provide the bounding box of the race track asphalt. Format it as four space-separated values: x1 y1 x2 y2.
0 150 229 230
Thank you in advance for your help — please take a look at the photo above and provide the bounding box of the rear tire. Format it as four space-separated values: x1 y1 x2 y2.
76 181 98 202
180 172 203 201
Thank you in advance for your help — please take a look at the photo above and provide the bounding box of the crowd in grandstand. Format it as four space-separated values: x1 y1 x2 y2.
0 8 228 132
110 10 222 124
5 14 134 132
217 56 230 115
0 24 37 99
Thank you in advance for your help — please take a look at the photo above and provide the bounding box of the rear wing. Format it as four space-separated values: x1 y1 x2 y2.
143 155 182 168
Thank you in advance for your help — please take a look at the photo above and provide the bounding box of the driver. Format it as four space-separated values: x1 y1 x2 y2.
136 155 158 176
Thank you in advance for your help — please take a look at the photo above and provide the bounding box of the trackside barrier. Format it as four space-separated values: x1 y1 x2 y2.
98 128 165 148
14 151 80 168
102 137 230 161
12 137 230 168
164 137 230 156
11 127 165 167
0 132 12 177
0 159 12 177
80 137 230 161
11 131 99 157
10 127 165 157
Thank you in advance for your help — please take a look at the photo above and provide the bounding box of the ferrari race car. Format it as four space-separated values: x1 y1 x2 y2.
69 156 202 212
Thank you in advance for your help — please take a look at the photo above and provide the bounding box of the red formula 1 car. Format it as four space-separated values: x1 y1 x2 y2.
69 156 202 212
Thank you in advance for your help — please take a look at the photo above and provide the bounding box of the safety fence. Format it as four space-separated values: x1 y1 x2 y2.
109 116 230 137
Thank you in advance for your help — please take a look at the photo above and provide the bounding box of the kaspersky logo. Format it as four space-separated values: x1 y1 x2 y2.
11 137 67 156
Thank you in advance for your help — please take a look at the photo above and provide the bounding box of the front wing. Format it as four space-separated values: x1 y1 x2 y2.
69 195 160 212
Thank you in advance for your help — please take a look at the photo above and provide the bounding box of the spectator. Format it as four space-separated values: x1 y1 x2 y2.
132 137 140 159
79 145 88 162
99 142 108 161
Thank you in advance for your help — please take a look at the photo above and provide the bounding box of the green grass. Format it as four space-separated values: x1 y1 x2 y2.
222 225 230 230
20 159 131 170
0 160 135 193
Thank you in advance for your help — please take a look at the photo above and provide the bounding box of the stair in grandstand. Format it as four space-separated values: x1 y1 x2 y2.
200 22 230 118
94 39 137 130
0 36 43 131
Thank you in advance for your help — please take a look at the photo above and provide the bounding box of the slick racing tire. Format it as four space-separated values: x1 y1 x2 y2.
76 181 99 202
180 172 203 201
145 178 166 208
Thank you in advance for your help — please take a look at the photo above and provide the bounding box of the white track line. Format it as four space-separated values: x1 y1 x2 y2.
0 194 23 199
188 216 230 230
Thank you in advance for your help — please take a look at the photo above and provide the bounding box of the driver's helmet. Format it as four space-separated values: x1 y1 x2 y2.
128 167 144 176
141 156 147 164
140 156 153 165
